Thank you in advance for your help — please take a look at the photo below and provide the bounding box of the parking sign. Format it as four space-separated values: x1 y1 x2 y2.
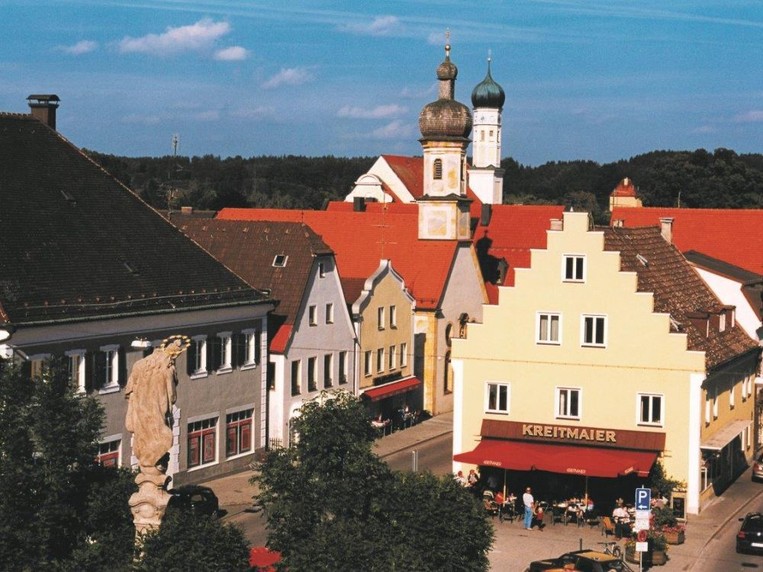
635 487 651 511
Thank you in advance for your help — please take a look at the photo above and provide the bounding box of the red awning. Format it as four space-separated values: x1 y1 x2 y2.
361 377 421 402
453 439 657 478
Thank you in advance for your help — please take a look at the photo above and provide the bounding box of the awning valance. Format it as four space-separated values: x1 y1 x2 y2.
701 419 751 451
453 439 658 478
361 376 421 402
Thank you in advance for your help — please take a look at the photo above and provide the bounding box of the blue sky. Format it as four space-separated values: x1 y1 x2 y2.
1 1 761 165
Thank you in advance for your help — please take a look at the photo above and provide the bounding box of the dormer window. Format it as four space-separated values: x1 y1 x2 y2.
273 254 288 267
433 158 443 180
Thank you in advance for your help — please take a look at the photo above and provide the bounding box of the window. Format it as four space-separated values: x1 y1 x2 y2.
339 351 348 384
188 417 218 468
98 345 121 392
291 360 301 396
307 357 317 392
376 348 384 374
364 351 372 377
378 307 385 330
400 342 408 368
213 333 232 372
712 388 718 419
486 382 510 414
388 345 396 370
325 303 334 324
638 394 663 426
188 336 208 377
730 386 735 409
563 254 585 282
241 327 261 367
66 350 86 393
323 354 333 388
433 158 443 180
97 438 121 467
537 313 561 344
582 315 606 347
226 409 253 457
309 305 317 326
444 351 453 394
705 393 711 424
390 305 397 328
318 261 325 278
273 254 288 267
556 387 581 419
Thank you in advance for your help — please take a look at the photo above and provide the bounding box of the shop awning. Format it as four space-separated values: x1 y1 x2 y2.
361 377 421 402
701 419 750 451
453 439 658 478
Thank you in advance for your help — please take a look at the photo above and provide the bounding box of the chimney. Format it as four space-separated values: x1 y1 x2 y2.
659 217 674 244
353 196 367 212
480 204 492 227
550 218 563 231
27 94 60 130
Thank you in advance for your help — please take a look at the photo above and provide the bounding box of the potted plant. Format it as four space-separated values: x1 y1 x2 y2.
624 531 669 566
653 505 685 544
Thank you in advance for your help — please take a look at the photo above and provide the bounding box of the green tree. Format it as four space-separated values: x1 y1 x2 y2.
254 391 494 571
0 360 135 571
136 510 250 572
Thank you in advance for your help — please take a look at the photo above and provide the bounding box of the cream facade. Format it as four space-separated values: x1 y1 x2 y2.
453 211 759 515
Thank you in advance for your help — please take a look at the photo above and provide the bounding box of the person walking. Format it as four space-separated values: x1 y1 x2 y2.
523 487 535 530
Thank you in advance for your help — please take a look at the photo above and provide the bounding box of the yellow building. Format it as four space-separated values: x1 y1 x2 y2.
453 211 759 515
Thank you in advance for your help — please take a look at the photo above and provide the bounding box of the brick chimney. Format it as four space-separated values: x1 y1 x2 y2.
27 94 60 130
659 217 674 244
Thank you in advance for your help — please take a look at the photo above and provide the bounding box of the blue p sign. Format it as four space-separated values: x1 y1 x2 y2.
635 487 651 511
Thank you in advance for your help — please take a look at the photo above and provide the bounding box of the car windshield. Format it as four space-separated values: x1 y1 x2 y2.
744 515 763 531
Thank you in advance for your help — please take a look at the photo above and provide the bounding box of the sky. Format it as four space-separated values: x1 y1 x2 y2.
1 1 761 166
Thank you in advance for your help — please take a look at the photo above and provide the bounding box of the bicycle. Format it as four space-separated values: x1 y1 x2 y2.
597 540 623 559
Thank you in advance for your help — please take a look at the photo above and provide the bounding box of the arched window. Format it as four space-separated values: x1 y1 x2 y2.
433 158 443 180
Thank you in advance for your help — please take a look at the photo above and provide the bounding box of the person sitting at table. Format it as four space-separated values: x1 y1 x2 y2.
467 468 480 488
612 502 631 539
454 470 468 487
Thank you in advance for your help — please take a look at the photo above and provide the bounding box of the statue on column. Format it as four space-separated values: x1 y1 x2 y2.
125 334 190 539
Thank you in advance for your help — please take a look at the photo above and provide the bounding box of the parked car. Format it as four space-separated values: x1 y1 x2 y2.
167 485 219 518
737 512 763 554
751 453 763 482
526 549 633 572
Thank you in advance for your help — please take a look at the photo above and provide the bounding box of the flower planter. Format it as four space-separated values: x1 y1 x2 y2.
664 529 685 545
625 547 668 566
651 549 668 565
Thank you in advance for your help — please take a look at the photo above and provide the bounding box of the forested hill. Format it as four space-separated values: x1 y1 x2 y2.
86 148 763 219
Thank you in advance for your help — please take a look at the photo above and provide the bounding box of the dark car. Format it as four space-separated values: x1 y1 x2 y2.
737 512 763 554
167 485 219 518
526 549 634 572
752 453 763 482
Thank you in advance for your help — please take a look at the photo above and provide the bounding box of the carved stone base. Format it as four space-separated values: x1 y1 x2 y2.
129 469 172 540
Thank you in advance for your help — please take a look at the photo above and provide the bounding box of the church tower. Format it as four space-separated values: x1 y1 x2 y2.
469 54 505 205
417 36 473 241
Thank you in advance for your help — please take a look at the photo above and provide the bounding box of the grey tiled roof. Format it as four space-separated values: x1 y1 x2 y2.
0 114 268 326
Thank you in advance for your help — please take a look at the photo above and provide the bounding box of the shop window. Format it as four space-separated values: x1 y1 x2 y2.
582 315 606 347
537 313 561 344
556 387 581 419
563 254 585 282
226 408 253 457
188 417 218 469
486 382 510 414
638 393 663 426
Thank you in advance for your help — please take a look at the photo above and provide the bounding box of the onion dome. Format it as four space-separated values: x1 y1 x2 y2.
471 57 505 109
419 41 472 140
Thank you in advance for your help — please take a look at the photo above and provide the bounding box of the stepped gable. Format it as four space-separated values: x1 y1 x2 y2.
0 114 265 325
610 207 763 275
217 207 458 310
603 224 759 369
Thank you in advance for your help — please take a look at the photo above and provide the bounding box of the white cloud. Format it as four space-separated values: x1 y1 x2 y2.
371 119 414 140
734 110 763 123
118 19 231 56
339 15 400 36
262 67 314 89
59 40 98 55
337 104 406 119
214 46 248 61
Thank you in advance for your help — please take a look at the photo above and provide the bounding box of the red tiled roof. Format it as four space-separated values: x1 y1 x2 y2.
603 225 759 370
382 155 424 199
218 207 460 310
472 205 565 302
610 207 763 275
611 178 637 197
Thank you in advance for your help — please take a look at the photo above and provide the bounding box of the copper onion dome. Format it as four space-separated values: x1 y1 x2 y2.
471 57 505 109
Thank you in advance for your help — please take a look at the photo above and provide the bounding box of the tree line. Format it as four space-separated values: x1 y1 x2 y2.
86 148 763 219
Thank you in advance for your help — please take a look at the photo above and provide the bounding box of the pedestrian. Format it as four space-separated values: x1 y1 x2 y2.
523 486 535 530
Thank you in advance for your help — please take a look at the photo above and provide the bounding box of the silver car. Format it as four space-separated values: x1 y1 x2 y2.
752 453 763 482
